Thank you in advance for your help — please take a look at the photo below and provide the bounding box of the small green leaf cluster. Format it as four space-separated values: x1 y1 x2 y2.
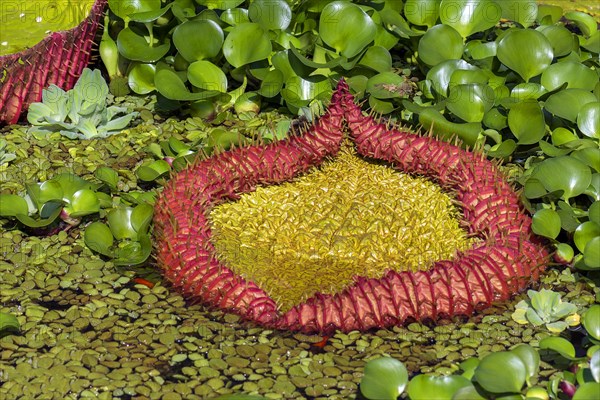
512 289 579 333
26 68 138 139
359 334 600 400
0 138 17 166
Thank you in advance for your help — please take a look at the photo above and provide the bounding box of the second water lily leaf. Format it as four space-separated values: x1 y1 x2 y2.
497 28 553 82
533 156 592 201
319 1 377 58
418 24 463 67
223 23 272 68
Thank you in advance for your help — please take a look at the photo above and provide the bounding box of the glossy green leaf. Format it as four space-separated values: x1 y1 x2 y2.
15 206 61 227
427 59 479 96
541 62 598 92
555 243 575 264
418 24 463 66
532 208 561 239
539 140 571 157
459 358 480 380
419 108 481 147
583 305 600 341
360 357 408 400
545 89 597 123
248 0 292 30
575 221 600 253
482 107 507 130
136 159 171 181
220 8 250 25
113 233 152 266
84 221 114 257
536 25 577 57
188 61 228 92
223 23 272 68
488 139 517 158
497 28 553 82
281 75 331 107
583 31 600 53
447 84 494 122
511 83 546 100
117 27 170 63
196 0 245 9
206 129 244 152
533 156 593 200
536 4 563 24
155 68 220 101
94 167 119 190
107 206 137 240
0 312 19 337
498 0 537 28
564 11 597 37
590 202 600 224
572 148 600 173
577 102 600 139
319 1 377 58
368 97 395 115
507 100 545 145
258 69 283 98
128 63 156 95
465 40 497 60
591 350 600 382
66 189 100 217
452 384 486 400
211 394 268 400
473 351 527 393
108 0 161 20
439 0 501 38
407 375 471 400
404 0 441 28
131 203 154 235
552 127 578 146
510 344 540 385
367 72 407 99
584 236 600 269
173 20 224 62
359 46 392 73
573 382 600 400
0 194 29 217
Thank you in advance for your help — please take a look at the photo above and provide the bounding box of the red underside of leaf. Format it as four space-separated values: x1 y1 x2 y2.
154 80 550 334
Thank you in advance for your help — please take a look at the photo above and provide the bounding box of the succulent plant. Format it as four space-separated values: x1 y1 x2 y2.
0 0 107 124
153 80 550 333
512 289 580 333
26 68 138 139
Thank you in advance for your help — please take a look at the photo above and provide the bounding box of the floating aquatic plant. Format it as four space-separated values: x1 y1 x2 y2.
153 80 550 333
512 289 580 333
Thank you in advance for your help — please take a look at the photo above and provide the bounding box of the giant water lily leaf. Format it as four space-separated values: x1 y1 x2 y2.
155 68 221 101
541 62 598 92
473 351 527 393
223 23 272 68
319 1 377 58
128 63 156 95
117 27 170 63
418 24 463 66
249 0 292 30
360 357 408 400
407 375 471 400
574 221 600 253
497 29 553 82
173 20 224 62
427 59 479 97
498 0 537 28
108 0 161 20
545 89 597 123
533 156 593 201
188 61 228 92
536 25 577 57
532 208 561 239
439 0 501 38
564 11 597 37
404 0 441 28
447 84 494 122
577 102 600 139
359 46 392 73
508 100 545 145
367 72 407 99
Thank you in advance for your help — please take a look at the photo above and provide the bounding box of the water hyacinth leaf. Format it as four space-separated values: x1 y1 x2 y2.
223 23 272 68
447 84 494 122
117 27 170 63
533 157 593 200
583 31 600 53
155 68 221 101
583 236 600 269
15 207 62 228
131 203 154 235
542 62 598 92
427 59 479 96
572 148 600 173
84 221 114 257
281 75 331 107
450 69 489 86
473 351 527 393
452 385 487 400
510 344 540 385
511 83 546 101
459 358 480 380
592 350 600 382
52 173 96 199
498 0 537 28
532 208 561 239
258 70 283 98
188 61 228 92
360 357 408 400
497 29 553 82
249 0 292 30
359 46 392 73
206 129 244 152
33 180 63 207
404 0 440 28
552 127 578 146
136 159 171 181
564 11 597 37
535 25 576 57
0 194 28 217
418 108 481 146
555 243 575 264
406 374 471 400
539 140 571 157
369 97 395 114
108 0 161 20
113 233 152 266
94 167 119 190
575 221 600 253
107 206 137 240
508 100 545 145
584 306 600 341
196 0 245 9
67 189 100 217
577 102 600 139
367 72 407 99
465 40 497 60
234 91 261 114
545 89 597 123
590 202 600 224
418 24 463 66
536 4 562 24
482 107 507 130
220 8 250 25
488 139 516 158
439 0 501 38
128 63 156 95
319 1 377 58
173 20 224 62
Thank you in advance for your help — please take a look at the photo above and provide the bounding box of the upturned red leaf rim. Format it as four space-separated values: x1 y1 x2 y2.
154 80 550 334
